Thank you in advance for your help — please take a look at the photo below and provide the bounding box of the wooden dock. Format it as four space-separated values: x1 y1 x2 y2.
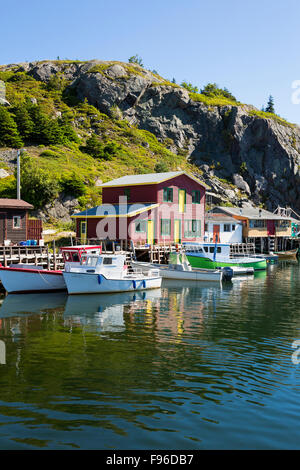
0 245 64 270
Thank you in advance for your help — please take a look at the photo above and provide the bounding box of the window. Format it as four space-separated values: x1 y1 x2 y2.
80 221 87 234
103 258 113 265
184 220 201 237
209 246 221 253
161 219 171 235
249 219 266 228
13 216 21 229
163 187 173 202
192 190 201 204
124 188 130 201
275 220 289 228
224 224 231 232
86 256 99 267
205 223 208 232
232 224 236 231
135 220 146 233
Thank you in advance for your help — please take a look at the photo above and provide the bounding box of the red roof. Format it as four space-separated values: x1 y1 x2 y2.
0 198 33 209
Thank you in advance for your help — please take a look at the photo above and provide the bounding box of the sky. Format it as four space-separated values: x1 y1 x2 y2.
1 0 300 123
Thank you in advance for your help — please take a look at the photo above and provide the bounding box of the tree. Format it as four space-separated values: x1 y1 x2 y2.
181 81 199 93
128 55 144 67
265 95 275 114
0 106 23 148
20 154 59 209
12 103 34 141
201 83 237 101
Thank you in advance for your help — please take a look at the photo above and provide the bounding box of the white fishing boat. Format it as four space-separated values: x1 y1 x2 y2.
131 253 233 282
0 245 102 293
63 253 162 295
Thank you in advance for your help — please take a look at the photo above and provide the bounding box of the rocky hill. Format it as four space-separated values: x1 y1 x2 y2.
1 59 300 223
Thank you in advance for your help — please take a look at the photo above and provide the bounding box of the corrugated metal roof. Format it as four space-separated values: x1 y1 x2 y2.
72 203 158 218
212 206 295 221
206 214 241 223
100 171 210 189
101 171 182 186
0 198 33 209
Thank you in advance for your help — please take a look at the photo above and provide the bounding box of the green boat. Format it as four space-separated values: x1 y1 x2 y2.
184 243 267 271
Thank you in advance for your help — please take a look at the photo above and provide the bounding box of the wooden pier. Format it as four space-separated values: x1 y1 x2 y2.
0 245 64 270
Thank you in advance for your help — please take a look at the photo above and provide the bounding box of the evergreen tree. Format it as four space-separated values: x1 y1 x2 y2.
265 95 275 114
128 55 144 67
12 103 34 141
0 106 23 148
181 81 199 93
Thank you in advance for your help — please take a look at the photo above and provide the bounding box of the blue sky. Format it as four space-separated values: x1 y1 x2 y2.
1 0 300 123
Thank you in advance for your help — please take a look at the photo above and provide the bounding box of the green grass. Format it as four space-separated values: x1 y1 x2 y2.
248 109 295 128
189 92 241 107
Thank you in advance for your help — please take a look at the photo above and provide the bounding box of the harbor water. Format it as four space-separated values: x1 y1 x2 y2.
0 260 300 449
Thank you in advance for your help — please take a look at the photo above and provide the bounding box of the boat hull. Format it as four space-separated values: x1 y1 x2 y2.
131 261 223 281
63 271 162 295
186 255 267 271
0 267 66 293
274 250 298 260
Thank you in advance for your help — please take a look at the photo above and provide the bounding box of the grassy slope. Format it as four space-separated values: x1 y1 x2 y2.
0 66 198 215
0 61 296 228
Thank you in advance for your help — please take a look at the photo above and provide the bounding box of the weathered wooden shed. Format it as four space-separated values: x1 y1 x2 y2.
0 198 41 245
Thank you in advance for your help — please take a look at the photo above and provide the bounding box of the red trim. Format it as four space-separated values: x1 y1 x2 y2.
0 267 63 275
60 246 102 252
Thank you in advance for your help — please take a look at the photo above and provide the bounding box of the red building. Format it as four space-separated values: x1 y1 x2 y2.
72 171 208 245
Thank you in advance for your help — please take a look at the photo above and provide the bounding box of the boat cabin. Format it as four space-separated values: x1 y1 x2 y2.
60 245 102 263
184 242 231 259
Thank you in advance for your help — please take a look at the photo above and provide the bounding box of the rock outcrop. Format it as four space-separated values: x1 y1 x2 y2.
2 60 300 211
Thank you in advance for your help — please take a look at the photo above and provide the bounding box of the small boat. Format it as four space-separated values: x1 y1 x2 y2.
228 266 254 275
63 253 162 295
274 249 298 260
131 253 233 282
183 242 267 271
0 245 102 293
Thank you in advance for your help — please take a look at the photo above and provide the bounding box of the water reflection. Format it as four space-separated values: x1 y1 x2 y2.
64 290 162 332
0 262 300 449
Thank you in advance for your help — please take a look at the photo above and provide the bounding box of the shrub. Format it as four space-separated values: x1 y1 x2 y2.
20 154 59 209
85 135 121 160
154 161 170 173
60 173 87 197
181 81 199 93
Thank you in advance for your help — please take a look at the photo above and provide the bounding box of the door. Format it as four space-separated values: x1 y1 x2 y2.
213 224 220 243
267 220 275 236
174 220 181 243
80 221 87 243
147 220 154 245
178 189 186 213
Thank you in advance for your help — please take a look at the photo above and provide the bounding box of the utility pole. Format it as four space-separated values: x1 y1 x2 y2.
17 149 21 200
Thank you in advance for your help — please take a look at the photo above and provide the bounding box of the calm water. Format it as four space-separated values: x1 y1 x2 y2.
0 261 300 450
